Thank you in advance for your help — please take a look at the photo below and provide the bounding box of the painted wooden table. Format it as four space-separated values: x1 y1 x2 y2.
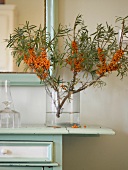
0 126 115 170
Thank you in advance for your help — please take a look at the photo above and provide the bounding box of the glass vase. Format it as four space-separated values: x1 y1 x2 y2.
46 89 80 127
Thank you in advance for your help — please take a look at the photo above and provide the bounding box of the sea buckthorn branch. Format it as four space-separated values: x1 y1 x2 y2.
66 38 84 91
23 47 51 80
72 73 104 94
6 15 128 119
6 21 70 69
91 22 118 59
55 90 73 118
49 16 128 118
73 14 83 40
69 71 78 91
102 24 117 49
66 40 84 72
96 48 124 75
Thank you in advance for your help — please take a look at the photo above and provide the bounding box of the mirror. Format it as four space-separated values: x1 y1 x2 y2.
0 0 58 86
0 0 45 72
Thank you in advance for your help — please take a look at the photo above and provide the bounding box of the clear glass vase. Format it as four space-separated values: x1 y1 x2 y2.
46 89 80 127
0 80 20 128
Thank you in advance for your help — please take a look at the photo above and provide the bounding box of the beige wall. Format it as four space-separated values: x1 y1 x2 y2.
58 0 128 30
6 0 44 26
58 0 128 170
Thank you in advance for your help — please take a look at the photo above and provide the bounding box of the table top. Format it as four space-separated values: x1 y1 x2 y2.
0 125 115 135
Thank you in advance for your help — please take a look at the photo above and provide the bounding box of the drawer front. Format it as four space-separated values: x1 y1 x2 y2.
0 168 41 170
0 141 53 162
0 168 53 170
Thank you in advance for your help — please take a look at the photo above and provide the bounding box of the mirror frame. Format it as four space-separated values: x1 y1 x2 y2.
0 0 58 86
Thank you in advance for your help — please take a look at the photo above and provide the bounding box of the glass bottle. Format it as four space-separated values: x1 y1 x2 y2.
0 80 20 128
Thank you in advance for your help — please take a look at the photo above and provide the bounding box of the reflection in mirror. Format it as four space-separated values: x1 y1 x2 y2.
0 0 44 72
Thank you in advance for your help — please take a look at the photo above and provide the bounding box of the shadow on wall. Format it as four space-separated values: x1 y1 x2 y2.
63 132 128 170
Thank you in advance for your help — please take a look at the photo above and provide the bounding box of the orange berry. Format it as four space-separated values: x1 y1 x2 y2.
72 124 79 128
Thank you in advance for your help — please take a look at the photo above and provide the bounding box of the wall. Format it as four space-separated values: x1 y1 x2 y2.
58 0 128 170
11 86 46 126
6 0 44 26
1 0 128 170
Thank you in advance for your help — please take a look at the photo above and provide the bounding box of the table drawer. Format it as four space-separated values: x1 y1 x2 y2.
0 141 53 162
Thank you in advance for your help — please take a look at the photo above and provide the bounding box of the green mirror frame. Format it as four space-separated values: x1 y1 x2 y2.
0 0 58 86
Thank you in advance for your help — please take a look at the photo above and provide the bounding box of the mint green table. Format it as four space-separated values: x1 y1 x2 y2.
0 126 115 170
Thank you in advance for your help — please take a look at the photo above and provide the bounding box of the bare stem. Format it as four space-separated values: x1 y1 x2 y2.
119 19 125 50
